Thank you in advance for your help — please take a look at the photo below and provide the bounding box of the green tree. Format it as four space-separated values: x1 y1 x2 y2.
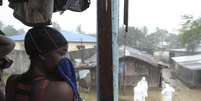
141 26 148 34
118 26 147 49
0 21 3 30
2 25 18 36
146 28 168 49
165 33 180 49
179 15 201 52
0 21 25 36
17 29 25 34
118 26 178 50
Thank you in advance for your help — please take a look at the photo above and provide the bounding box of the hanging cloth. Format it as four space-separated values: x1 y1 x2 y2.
8 0 90 27
8 0 54 27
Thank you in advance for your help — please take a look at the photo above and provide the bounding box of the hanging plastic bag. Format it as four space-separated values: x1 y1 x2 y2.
8 0 54 27
68 0 90 12
54 0 90 12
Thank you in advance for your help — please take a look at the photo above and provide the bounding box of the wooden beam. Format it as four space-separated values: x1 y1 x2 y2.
97 0 114 100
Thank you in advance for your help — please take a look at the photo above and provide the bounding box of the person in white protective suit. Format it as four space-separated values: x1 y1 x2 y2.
134 82 143 101
161 80 166 89
161 83 175 101
140 76 148 101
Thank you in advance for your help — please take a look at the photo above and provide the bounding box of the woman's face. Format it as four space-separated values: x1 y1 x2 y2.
43 45 68 73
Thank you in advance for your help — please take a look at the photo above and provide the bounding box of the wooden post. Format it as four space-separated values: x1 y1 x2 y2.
122 0 129 95
0 0 2 6
124 0 129 32
112 0 120 100
97 0 114 101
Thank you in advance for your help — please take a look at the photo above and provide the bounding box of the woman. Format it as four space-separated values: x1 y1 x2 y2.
6 27 74 101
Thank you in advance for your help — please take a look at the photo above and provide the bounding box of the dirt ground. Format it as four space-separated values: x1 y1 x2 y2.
80 68 201 101
80 80 201 101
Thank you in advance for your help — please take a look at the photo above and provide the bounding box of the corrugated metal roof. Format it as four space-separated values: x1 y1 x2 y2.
119 46 158 66
9 32 96 43
172 54 201 62
79 70 90 79
62 32 96 42
9 34 25 41
85 46 159 67
172 54 201 70
170 47 201 52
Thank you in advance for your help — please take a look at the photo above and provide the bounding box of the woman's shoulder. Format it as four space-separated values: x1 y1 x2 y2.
45 81 74 101
6 74 74 101
47 81 73 93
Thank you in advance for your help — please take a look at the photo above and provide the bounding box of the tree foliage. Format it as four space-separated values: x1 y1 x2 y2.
0 21 3 30
118 27 179 50
2 25 19 36
146 28 168 49
118 27 147 49
0 21 26 36
179 15 201 52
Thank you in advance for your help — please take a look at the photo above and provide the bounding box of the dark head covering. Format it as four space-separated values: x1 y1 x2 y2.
25 26 67 57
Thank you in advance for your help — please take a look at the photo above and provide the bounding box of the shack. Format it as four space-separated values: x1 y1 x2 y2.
172 54 201 88
82 46 166 88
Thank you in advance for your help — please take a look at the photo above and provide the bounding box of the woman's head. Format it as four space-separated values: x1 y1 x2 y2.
25 26 68 72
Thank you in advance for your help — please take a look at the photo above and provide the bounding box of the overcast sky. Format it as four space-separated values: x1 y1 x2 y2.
0 0 201 34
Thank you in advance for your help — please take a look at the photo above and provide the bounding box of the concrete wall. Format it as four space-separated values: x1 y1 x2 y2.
68 42 96 51
70 48 96 60
6 50 30 74
14 41 25 50
5 48 96 74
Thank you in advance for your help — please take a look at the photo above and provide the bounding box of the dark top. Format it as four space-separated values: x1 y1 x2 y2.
0 90 4 101
5 73 73 101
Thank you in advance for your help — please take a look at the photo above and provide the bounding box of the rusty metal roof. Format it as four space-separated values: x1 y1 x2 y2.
172 54 201 70
85 46 159 67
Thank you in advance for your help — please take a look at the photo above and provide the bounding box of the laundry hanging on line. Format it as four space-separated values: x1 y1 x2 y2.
8 0 90 27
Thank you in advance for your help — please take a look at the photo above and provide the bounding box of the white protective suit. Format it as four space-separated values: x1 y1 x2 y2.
161 84 175 101
134 82 143 101
140 77 148 101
